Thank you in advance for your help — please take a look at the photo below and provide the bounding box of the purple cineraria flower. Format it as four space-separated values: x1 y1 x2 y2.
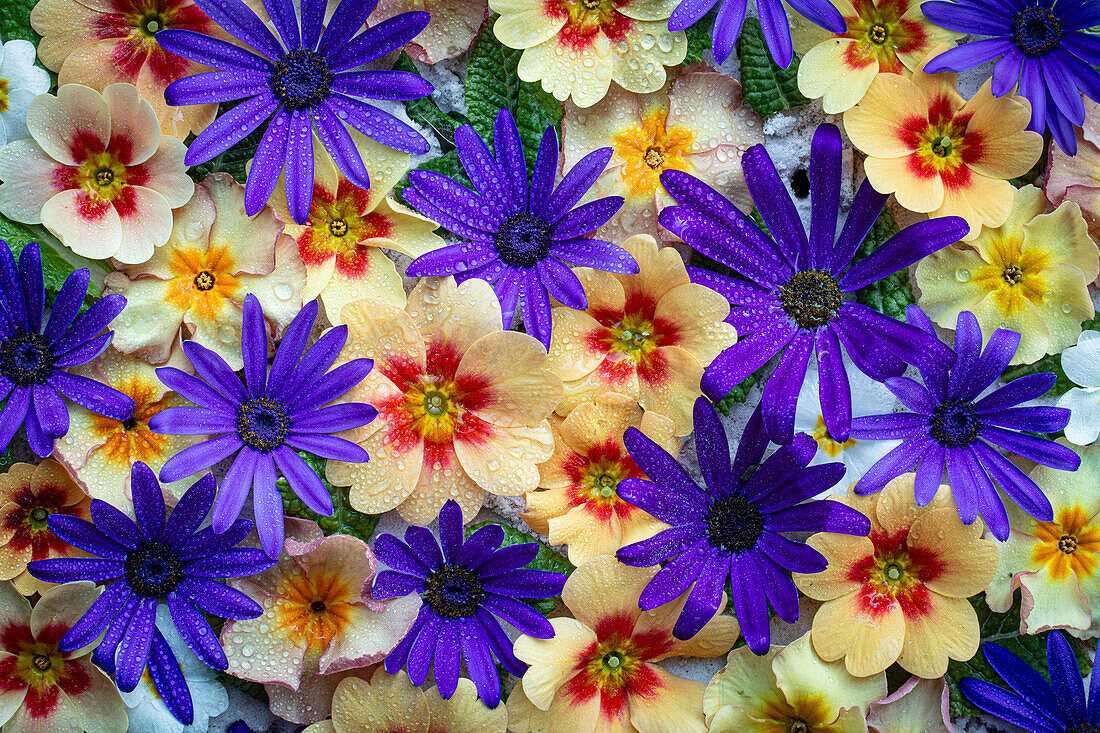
669 0 845 66
402 108 637 349
148 295 377 558
372 499 566 708
850 306 1080 541
27 462 275 725
0 242 133 457
962 631 1096 732
156 0 433 223
923 0 1100 156
616 397 870 654
659 123 969 446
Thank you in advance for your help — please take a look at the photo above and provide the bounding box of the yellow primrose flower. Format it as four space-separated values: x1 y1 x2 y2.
916 185 1099 365
795 0 960 113
985 441 1100 638
562 70 761 242
703 632 886 732
490 0 687 108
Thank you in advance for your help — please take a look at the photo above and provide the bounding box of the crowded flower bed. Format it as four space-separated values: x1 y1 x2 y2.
0 0 1098 730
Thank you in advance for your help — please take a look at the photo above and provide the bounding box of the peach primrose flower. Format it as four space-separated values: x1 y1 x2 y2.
221 520 420 725
508 555 739 733
985 441 1100 638
266 131 445 325
865 676 953 733
104 172 306 370
0 461 90 597
562 70 761 243
546 234 736 436
53 346 207 509
1046 96 1100 243
0 581 127 732
524 393 676 566
369 0 488 63
843 49 1043 240
326 276 562 525
490 0 687 108
915 185 1099 365
794 474 999 678
794 0 961 114
30 0 219 139
703 632 886 732
0 83 193 263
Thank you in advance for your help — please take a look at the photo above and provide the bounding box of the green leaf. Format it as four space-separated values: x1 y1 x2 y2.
683 15 714 66
215 670 269 704
945 591 1093 718
852 209 914 320
2 215 102 298
394 53 467 148
516 82 564 173
714 369 764 414
0 447 13 474
0 0 40 44
278 451 379 541
737 17 809 119
464 520 574 615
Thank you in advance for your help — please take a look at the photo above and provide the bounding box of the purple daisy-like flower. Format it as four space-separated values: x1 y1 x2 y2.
616 396 870 653
659 123 970 445
0 242 133 457
156 0 433 223
402 108 637 349
962 631 1095 731
922 0 1100 156
372 499 567 708
850 306 1080 541
27 462 275 725
148 295 377 558
669 0 845 66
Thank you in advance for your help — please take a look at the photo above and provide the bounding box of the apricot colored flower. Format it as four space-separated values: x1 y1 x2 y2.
986 441 1100 638
53 346 206 509
30 0 218 139
1046 96 1100 240
0 581 127 732
507 555 739 733
326 276 562 525
524 393 676 566
703 632 886 732
104 172 306 370
865 676 953 733
915 185 1099 365
844 51 1043 240
546 233 736 435
795 0 960 113
0 83 193 263
221 520 420 725
794 474 999 678
561 70 761 243
490 0 687 108
266 130 444 325
368 0 487 63
0 461 90 597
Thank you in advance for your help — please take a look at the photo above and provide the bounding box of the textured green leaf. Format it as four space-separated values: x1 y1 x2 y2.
0 447 13 473
465 520 574 615
737 17 809 118
683 15 714 66
714 369 764 414
1001 313 1100 398
0 0 40 44
516 82 564 173
2 215 102 298
852 209 914 320
394 53 467 148
278 451 379 541
945 592 1093 718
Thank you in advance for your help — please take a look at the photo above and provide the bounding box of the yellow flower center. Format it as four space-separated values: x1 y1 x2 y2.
582 636 645 693
0 78 9 113
916 121 968 174
91 378 176 465
1031 505 1100 580
580 458 630 506
276 569 354 649
164 245 241 319
329 218 348 237
193 270 216 291
788 721 810 733
405 379 462 444
812 415 857 457
300 191 391 277
76 152 129 203
971 236 1053 317
123 1 180 45
611 110 696 197
844 0 922 71
606 313 658 362
868 24 888 44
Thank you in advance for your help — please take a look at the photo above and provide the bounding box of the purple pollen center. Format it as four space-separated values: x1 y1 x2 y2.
929 399 981 448
236 397 292 452
495 212 552 268
126 540 185 598
424 564 485 619
269 49 333 111
0 331 54 387
1012 5 1062 56
706 493 765 554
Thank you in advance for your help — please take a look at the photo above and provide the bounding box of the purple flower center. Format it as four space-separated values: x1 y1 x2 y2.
126 540 185 597
929 399 981 448
236 397 292 452
780 269 842 329
0 331 54 387
269 49 334 111
494 212 552 268
706 494 765 554
424 564 485 619
1012 4 1062 56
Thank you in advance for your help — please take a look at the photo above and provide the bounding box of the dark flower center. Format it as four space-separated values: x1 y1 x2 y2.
329 219 348 237
1003 265 1024 285
788 722 810 733
236 397 292 452
94 168 115 187
706 494 765 554
30 507 49 522
868 24 888 44
929 399 981 448
193 270 216 291
126 540 185 598
494 212 552 268
0 331 55 387
931 137 954 157
1060 535 1078 554
269 49 334 111
423 564 486 619
122 417 139 431
780 269 843 329
643 147 664 169
601 650 625 671
32 654 52 672
311 600 327 612
1012 4 1062 56
139 12 165 37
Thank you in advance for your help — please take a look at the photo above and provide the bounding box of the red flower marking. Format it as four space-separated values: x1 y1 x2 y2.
848 528 945 618
544 0 635 52
3 486 82 560
68 130 106 163
93 0 215 85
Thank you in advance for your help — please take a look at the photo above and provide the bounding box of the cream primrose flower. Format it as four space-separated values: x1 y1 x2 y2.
1057 330 1100 446
0 39 51 146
